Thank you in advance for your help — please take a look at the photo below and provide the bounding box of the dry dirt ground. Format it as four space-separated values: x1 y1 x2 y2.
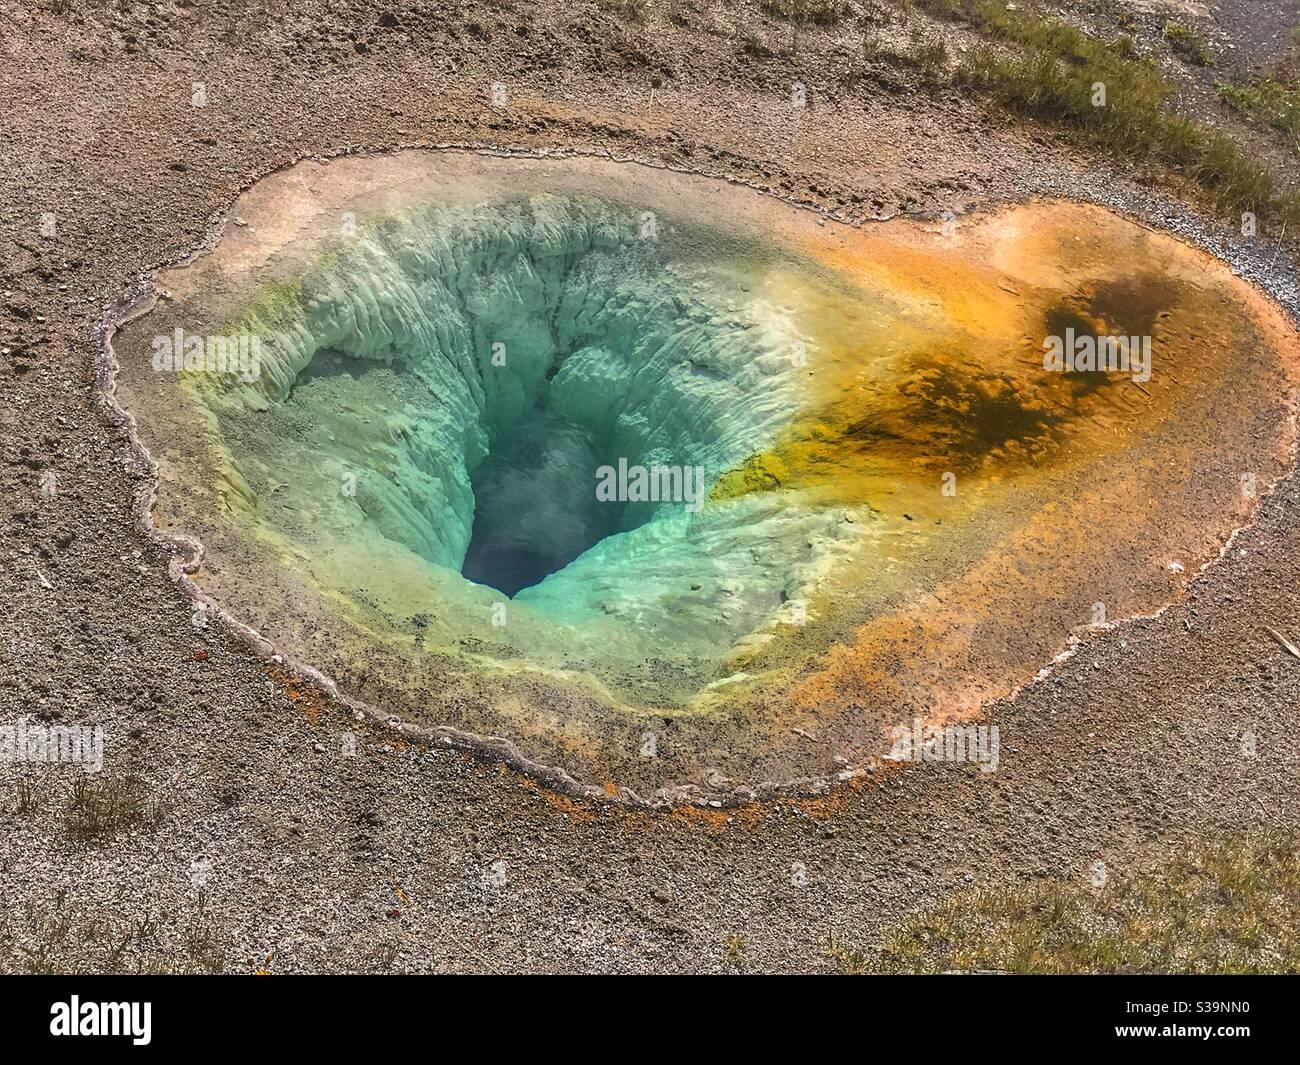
1 0 1298 973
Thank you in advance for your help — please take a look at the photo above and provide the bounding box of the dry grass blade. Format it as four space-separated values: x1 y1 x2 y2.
1265 626 1300 660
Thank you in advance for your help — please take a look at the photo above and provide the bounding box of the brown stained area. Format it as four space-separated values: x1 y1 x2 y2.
515 778 603 823
721 205 1194 506
741 203 1300 766
267 663 325 727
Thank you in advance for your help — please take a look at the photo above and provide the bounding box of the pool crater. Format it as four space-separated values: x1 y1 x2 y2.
109 151 1300 803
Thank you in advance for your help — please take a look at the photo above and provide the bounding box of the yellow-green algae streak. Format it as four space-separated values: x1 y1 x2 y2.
111 152 1300 802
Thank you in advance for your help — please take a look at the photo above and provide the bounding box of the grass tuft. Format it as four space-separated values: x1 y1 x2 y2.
924 0 1296 227
9 774 40 815
1164 22 1214 67
0 896 225 975
722 932 748 970
1219 78 1300 153
835 833 1300 974
65 773 166 840
760 0 847 26
912 31 950 86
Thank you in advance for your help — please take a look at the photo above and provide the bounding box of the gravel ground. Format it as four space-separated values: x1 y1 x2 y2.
1 0 1298 974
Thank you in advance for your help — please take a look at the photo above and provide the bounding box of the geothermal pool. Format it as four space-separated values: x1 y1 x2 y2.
111 151 1300 802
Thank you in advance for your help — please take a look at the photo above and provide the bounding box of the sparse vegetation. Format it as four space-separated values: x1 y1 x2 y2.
1164 21 1214 67
860 24 951 86
912 30 950 85
722 932 748 970
1219 79 1300 154
822 930 871 974
917 0 1299 228
0 895 225 975
832 833 1300 974
65 773 166 840
760 0 846 26
368 940 401 971
9 774 39 815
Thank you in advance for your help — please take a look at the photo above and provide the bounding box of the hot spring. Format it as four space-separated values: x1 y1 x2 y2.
110 151 1300 802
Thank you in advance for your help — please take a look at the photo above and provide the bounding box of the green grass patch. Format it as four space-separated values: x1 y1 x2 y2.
1164 22 1214 67
1219 78 1300 152
916 0 1297 227
827 833 1300 974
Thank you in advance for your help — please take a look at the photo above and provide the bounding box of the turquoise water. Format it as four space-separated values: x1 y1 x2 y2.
198 193 831 675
